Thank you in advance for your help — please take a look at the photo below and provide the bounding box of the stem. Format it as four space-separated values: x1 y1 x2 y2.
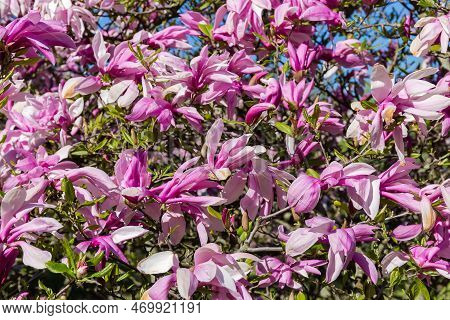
239 206 292 252
55 280 74 299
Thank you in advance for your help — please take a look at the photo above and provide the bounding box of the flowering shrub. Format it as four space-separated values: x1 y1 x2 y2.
0 0 449 300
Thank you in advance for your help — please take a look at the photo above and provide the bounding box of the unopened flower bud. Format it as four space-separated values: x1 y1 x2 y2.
242 211 249 232
420 196 436 232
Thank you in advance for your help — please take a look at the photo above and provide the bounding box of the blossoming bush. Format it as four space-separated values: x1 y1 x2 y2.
0 0 449 300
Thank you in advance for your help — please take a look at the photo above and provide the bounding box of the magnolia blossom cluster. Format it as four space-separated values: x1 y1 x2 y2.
0 0 449 300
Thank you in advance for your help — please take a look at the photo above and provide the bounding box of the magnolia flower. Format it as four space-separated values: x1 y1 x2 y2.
255 256 326 290
0 186 60 285
140 244 258 300
114 149 151 203
284 216 379 284
0 11 75 64
332 39 372 68
288 162 380 219
77 226 148 264
410 14 450 57
61 76 102 99
352 64 450 160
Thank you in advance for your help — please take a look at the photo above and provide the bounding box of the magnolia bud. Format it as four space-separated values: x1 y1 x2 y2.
76 260 88 279
420 196 436 232
242 211 249 232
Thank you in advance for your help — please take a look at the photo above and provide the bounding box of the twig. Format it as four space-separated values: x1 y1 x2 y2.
239 206 292 252
55 280 74 299
385 211 414 221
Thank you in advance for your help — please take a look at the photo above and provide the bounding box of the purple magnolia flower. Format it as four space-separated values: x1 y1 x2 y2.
367 65 450 159
114 149 151 203
139 244 258 300
92 31 146 80
146 157 225 245
0 185 61 285
332 39 373 68
284 216 379 284
126 87 203 132
255 256 326 290
288 161 380 219
77 226 148 265
379 158 421 212
0 11 75 64
3 145 73 191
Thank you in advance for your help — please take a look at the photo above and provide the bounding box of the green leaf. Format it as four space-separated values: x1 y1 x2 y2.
0 96 8 109
13 57 41 67
88 263 115 279
46 261 74 277
207 206 222 220
418 0 435 7
306 168 320 179
116 271 131 282
411 278 430 300
360 100 378 111
61 238 76 270
38 280 55 299
61 177 75 203
198 23 213 40
274 122 293 136
89 251 105 266
296 292 307 300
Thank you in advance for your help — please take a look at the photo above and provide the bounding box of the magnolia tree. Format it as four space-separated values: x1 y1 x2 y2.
0 0 449 300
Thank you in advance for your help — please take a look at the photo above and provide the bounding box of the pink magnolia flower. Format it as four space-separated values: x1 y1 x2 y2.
288 42 320 75
61 76 103 99
92 31 146 80
146 157 225 245
3 145 73 191
280 75 314 110
5 92 83 134
114 149 151 203
356 65 450 160
133 26 192 50
410 14 450 57
274 0 346 28
288 161 380 219
379 158 420 212
0 185 60 285
256 256 326 290
0 11 75 64
126 87 203 132
139 244 258 300
332 39 373 68
180 11 210 35
297 102 344 134
284 217 379 284
77 226 148 265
